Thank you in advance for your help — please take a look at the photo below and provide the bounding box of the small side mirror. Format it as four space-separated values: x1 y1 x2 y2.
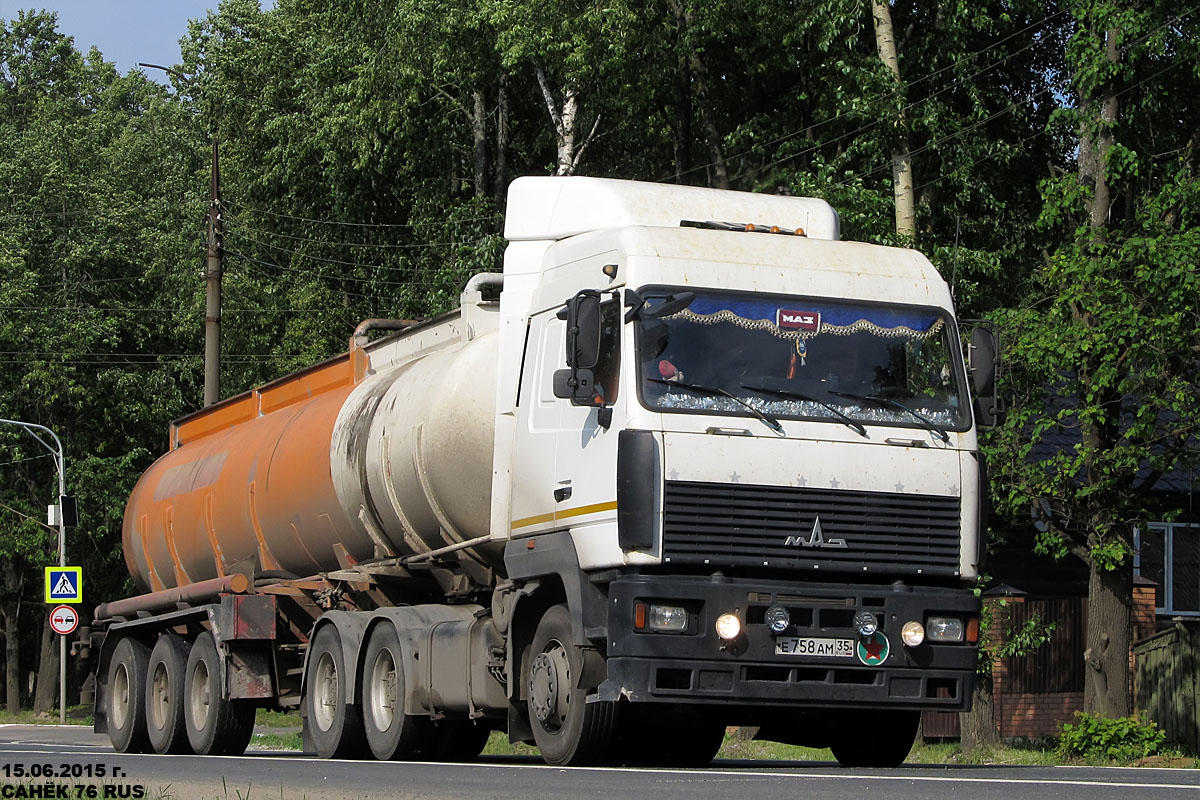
623 289 696 322
552 367 599 405
646 291 696 319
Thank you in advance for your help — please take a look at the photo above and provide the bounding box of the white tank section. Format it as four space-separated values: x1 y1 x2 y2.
330 318 503 573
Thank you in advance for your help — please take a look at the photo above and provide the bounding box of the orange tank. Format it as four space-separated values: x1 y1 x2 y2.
122 309 502 592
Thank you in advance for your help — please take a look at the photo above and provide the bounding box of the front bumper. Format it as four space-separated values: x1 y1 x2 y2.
596 574 978 711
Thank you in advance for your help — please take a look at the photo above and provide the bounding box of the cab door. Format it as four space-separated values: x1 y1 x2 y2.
509 310 565 536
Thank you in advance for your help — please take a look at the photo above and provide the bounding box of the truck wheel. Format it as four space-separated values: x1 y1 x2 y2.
305 624 366 758
184 631 256 756
526 604 617 766
360 622 429 760
107 637 151 753
830 710 919 767
146 634 192 754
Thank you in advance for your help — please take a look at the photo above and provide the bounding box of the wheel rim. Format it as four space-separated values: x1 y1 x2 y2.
529 638 571 733
150 660 170 730
111 662 131 730
313 651 339 732
189 660 212 732
369 646 398 732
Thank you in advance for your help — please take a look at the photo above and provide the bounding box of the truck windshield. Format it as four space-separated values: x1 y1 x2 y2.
635 289 969 432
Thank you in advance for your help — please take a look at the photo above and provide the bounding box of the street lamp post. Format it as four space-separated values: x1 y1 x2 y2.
138 62 223 407
0 418 67 724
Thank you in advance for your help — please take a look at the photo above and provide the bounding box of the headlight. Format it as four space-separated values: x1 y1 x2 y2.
901 620 925 646
926 616 964 642
715 613 742 641
648 604 689 632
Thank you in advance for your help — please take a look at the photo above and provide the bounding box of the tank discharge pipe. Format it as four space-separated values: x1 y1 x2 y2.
94 573 249 620
353 318 419 348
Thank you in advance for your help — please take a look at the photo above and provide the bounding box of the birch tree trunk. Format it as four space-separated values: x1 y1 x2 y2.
533 60 601 177
869 0 916 239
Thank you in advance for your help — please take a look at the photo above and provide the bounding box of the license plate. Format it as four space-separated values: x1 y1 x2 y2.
774 636 854 657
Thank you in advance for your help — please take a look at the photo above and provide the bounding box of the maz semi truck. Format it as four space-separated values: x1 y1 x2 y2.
84 177 995 767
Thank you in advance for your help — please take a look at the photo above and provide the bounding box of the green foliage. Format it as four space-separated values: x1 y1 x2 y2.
1056 712 1166 761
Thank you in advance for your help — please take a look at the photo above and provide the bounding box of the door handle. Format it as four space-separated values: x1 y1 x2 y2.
553 486 573 502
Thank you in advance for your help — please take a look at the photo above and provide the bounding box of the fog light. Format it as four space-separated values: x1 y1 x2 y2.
648 604 688 632
764 606 790 633
715 613 742 641
853 610 878 636
926 616 964 642
901 620 925 646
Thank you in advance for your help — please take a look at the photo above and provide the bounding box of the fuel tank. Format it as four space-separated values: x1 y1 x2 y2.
122 314 500 592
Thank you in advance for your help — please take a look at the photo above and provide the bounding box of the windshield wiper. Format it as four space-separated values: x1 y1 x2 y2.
828 390 949 442
740 384 867 438
648 378 785 436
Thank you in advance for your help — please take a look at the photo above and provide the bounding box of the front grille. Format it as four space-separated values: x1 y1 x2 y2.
662 480 961 577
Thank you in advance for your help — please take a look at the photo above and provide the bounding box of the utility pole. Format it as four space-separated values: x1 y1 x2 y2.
0 418 66 724
139 62 222 406
205 137 223 407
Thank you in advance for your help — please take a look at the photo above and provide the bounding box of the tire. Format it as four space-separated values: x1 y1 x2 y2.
526 604 617 766
184 631 256 756
146 634 192 754
830 710 919 768
360 622 430 760
305 624 366 759
106 637 151 753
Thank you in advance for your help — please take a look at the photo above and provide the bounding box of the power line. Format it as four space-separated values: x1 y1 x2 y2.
665 9 1071 183
222 198 498 229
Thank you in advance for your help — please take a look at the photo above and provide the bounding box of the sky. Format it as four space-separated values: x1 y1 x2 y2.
0 1 274 83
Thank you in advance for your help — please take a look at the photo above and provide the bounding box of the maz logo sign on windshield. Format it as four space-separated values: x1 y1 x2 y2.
776 309 821 331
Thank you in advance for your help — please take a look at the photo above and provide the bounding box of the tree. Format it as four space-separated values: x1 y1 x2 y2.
991 0 1200 717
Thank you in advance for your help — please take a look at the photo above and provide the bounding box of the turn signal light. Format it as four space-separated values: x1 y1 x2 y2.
966 616 980 644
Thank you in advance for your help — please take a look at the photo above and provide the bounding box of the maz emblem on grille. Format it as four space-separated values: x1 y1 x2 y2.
784 515 847 549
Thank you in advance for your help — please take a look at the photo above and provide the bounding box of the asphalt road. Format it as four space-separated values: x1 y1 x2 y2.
2 724 1198 800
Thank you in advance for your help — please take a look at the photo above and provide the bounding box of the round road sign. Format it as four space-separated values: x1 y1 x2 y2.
49 605 79 636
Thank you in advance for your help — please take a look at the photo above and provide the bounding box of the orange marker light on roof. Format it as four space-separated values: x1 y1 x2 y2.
794 227 806 236
744 223 755 231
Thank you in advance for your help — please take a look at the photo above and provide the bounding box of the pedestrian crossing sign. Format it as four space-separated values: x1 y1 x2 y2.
45 566 82 604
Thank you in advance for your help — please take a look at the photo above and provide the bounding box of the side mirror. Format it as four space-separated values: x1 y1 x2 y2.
553 290 605 407
967 325 1005 428
969 327 997 397
558 290 602 369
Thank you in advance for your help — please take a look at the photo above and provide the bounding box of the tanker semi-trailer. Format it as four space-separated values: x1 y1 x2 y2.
85 177 997 767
